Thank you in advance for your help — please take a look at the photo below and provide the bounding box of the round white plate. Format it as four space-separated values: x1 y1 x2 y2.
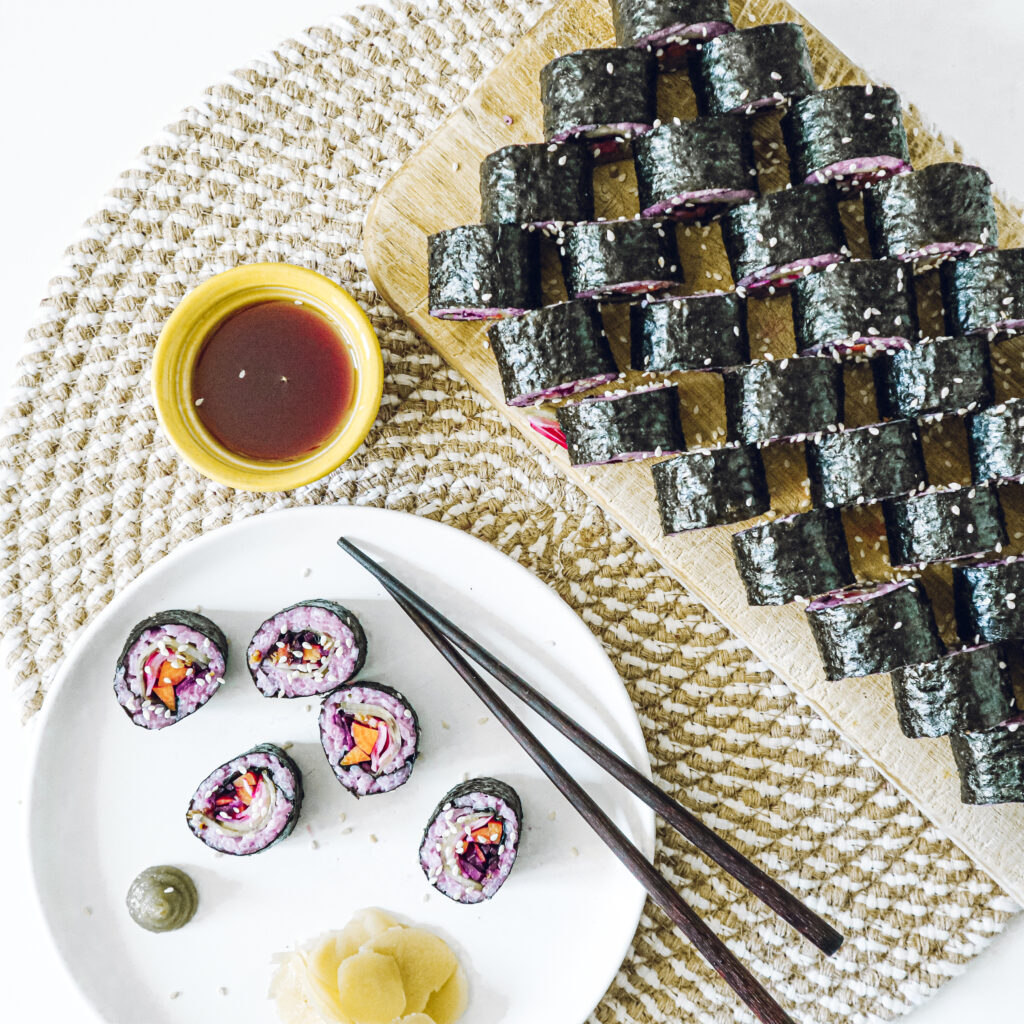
28 506 654 1024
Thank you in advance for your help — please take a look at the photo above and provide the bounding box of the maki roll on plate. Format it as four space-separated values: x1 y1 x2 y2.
953 557 1024 643
556 384 685 466
113 610 227 730
782 85 910 189
186 743 303 855
950 723 1024 805
480 142 593 229
805 580 942 681
731 509 854 606
420 777 523 903
630 292 749 372
610 0 734 58
967 399 1024 483
248 599 367 698
428 224 539 320
941 248 1024 340
864 163 997 267
319 682 419 797
488 300 618 407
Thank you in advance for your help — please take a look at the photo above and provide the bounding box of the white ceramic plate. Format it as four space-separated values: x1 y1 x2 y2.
28 506 654 1024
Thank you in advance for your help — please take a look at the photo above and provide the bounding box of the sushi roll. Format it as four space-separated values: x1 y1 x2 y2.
941 248 1024 340
805 580 942 681
113 610 227 730
882 483 1007 569
480 142 594 228
890 645 1015 739
731 509 854 606
419 777 523 903
653 444 770 533
540 48 657 159
247 599 367 699
556 385 685 466
560 219 682 299
723 356 844 445
950 724 1024 805
186 743 303 856
428 224 540 320
632 116 757 219
967 399 1024 483
610 0 734 58
782 85 911 189
873 334 993 419
693 23 816 117
791 258 917 356
488 300 618 407
805 420 927 508
953 557 1024 643
863 163 997 267
630 292 750 372
720 186 848 292
319 682 420 797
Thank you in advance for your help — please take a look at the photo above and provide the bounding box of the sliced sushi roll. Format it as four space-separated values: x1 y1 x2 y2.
653 444 770 533
967 399 1024 483
540 48 657 160
723 356 844 445
805 580 942 681
782 85 911 189
556 385 685 466
428 224 540 320
693 23 816 117
633 116 757 219
319 682 419 797
630 292 749 372
731 509 854 606
720 186 848 293
953 557 1024 643
950 723 1024 805
480 142 594 229
560 219 682 299
806 420 927 508
891 645 1015 739
610 0 734 59
942 248 1024 340
113 610 227 731
791 258 917 356
419 777 523 903
186 743 303 856
873 335 993 419
488 300 618 407
248 599 367 699
863 163 997 268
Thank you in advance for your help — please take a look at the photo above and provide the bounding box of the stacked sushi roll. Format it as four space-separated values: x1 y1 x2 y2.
630 292 750 372
610 0 734 58
950 725 1024 805
967 399 1024 483
953 557 1024 643
942 248 1024 340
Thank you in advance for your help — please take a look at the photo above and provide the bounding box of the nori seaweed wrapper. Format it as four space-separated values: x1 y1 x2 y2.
950 724 1024 805
863 163 997 264
953 557 1024 643
731 509 854 605
428 223 540 319
882 483 1007 569
633 116 757 218
487 300 619 407
556 385 685 465
941 247 1024 340
630 292 749 372
873 334 994 419
723 356 844 444
693 23 815 117
806 419 927 508
480 142 594 227
891 645 1015 739
967 399 1024 483
791 258 917 355
653 444 770 532
782 85 910 188
611 0 734 50
561 219 682 299
720 186 847 292
805 580 943 681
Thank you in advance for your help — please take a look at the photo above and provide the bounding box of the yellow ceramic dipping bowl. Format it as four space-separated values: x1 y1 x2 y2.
152 264 383 491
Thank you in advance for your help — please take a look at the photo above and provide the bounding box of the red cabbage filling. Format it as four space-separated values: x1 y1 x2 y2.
430 306 529 321
574 279 678 300
738 253 847 293
642 187 757 220
805 156 911 190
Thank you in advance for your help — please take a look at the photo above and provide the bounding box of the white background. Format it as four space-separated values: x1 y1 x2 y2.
3 0 1024 1020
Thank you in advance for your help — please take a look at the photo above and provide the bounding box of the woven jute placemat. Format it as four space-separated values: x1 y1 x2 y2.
0 1 1016 1020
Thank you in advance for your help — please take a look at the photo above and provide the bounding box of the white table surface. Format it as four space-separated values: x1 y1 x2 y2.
3 1 1024 1020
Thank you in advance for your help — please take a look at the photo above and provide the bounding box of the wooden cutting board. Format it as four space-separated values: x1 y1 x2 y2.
364 0 1024 904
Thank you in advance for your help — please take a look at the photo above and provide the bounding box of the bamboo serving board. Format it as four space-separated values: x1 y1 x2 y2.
364 0 1024 903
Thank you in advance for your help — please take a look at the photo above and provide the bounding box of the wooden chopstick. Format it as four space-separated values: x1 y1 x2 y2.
338 536 843 958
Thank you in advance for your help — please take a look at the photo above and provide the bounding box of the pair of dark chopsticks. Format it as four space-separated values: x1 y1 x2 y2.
339 538 842 1024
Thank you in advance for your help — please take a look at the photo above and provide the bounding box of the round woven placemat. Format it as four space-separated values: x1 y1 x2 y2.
0 1 1016 1021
